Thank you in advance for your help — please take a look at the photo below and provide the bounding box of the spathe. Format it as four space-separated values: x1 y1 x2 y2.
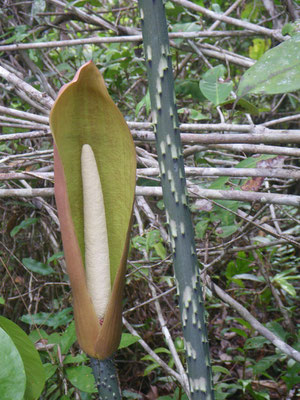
50 61 136 359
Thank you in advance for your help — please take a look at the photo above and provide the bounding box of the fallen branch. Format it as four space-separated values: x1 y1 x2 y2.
172 0 285 41
138 167 300 180
1 186 299 206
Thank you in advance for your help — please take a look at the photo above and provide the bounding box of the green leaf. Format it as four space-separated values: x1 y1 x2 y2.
59 321 77 354
146 229 161 252
220 98 259 115
122 389 143 399
47 251 64 264
238 34 300 96
22 258 55 276
249 38 271 60
251 355 279 375
0 316 45 400
153 242 167 259
135 90 151 116
66 366 97 393
233 273 265 283
216 224 239 238
282 23 297 37
154 347 171 354
118 333 140 349
143 362 160 376
63 354 88 365
282 361 300 390
177 108 208 121
175 79 205 100
230 327 248 338
10 217 38 237
244 336 269 350
43 363 58 381
200 66 233 106
0 327 26 400
212 366 231 375
5 25 31 44
274 279 296 297
265 321 288 341
0 296 5 305
20 308 73 329
195 221 209 239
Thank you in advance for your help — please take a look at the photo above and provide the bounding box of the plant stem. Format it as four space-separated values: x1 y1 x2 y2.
90 356 121 400
138 1 214 398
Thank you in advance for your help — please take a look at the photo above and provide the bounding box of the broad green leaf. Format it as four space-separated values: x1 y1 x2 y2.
282 361 300 390
175 79 205 100
265 321 288 341
274 279 296 297
251 355 279 375
0 316 45 400
200 66 233 106
238 34 300 97
118 333 140 349
230 327 248 338
212 366 231 375
153 242 167 259
220 98 259 115
66 366 97 393
20 308 73 329
22 258 55 276
216 224 239 238
143 362 160 376
43 363 58 381
195 221 209 239
244 336 269 350
59 321 77 354
0 326 26 400
10 217 38 237
63 354 88 364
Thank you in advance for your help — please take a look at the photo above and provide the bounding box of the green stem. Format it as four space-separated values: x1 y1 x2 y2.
138 1 214 399
90 356 121 400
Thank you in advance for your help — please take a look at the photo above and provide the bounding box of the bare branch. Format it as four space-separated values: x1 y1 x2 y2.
0 66 53 110
171 0 285 41
1 186 299 207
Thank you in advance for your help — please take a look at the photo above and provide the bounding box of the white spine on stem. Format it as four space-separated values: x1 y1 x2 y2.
81 143 111 319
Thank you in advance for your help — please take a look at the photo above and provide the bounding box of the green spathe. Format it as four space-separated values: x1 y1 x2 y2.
50 61 136 359
50 61 136 284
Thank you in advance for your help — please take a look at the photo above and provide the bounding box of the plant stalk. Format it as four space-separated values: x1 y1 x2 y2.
138 1 214 399
90 356 121 399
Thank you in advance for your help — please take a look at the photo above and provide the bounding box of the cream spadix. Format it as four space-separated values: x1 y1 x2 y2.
81 143 111 320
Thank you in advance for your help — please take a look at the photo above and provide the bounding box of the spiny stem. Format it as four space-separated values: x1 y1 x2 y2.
138 0 214 398
90 356 121 400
